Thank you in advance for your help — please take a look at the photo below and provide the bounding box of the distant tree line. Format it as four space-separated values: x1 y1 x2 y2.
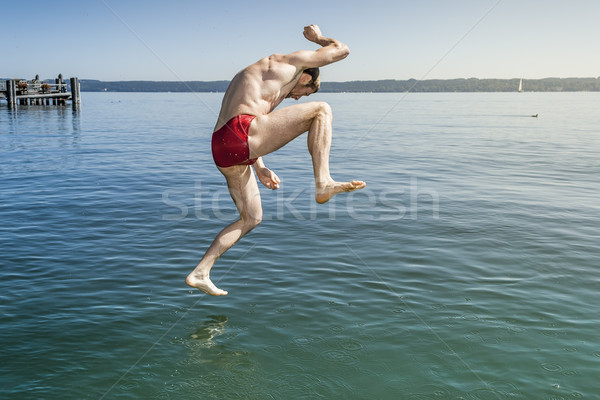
80 77 600 93
80 80 230 92
323 78 600 92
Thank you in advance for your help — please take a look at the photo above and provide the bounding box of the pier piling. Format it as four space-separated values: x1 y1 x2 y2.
70 77 80 110
6 80 17 108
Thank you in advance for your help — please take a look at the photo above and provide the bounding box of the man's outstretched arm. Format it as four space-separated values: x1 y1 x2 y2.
288 25 350 69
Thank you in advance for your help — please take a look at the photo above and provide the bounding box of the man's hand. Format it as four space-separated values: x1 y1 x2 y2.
301 25 348 60
256 167 281 190
303 25 323 44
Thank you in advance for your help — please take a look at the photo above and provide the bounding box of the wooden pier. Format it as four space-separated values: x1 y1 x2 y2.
1 74 80 109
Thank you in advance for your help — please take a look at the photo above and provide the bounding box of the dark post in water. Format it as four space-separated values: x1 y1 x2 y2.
70 77 81 110
6 80 17 109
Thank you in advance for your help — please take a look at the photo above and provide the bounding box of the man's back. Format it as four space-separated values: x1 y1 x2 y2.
215 54 301 130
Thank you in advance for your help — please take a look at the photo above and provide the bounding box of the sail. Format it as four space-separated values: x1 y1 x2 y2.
518 79 523 92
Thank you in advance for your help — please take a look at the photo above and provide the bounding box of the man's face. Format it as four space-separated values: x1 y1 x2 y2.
288 83 316 100
287 72 316 100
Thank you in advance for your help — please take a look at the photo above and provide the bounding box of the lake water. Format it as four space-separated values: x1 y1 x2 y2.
1 92 599 399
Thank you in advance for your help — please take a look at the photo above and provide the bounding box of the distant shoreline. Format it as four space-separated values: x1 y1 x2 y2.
77 77 600 93
2 77 599 95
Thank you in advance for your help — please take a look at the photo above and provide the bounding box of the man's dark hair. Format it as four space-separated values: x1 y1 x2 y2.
304 67 320 92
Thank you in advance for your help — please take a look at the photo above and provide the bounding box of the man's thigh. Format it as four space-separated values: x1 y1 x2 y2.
248 101 327 157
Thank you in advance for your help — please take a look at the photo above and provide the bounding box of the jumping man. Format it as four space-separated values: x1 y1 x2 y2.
186 25 366 296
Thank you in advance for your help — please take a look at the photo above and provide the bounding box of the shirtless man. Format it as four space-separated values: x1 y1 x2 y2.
186 25 366 296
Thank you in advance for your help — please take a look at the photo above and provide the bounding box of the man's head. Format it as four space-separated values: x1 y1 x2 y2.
287 68 320 100
303 67 320 92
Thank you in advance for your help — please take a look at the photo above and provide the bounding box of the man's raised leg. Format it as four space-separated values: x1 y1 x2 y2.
248 101 365 203
186 165 263 295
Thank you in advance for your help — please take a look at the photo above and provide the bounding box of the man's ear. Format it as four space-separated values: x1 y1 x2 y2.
299 72 312 85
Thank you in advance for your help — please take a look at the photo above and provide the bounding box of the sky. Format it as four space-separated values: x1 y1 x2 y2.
3 0 599 82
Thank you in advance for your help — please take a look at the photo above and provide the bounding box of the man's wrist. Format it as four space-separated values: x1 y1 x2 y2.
316 37 333 47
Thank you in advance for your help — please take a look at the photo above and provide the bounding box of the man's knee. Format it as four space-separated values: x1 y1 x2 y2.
312 101 332 119
243 209 262 230
244 217 262 232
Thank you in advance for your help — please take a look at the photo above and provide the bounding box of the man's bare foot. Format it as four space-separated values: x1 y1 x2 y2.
315 180 366 204
186 274 228 296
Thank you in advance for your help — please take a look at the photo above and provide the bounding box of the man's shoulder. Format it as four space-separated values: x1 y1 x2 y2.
268 51 314 67
253 54 291 68
266 53 288 62
245 54 297 78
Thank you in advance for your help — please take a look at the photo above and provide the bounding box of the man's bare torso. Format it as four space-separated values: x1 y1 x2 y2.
215 54 303 130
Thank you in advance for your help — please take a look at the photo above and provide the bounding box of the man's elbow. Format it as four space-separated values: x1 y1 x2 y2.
336 43 350 61
340 43 350 57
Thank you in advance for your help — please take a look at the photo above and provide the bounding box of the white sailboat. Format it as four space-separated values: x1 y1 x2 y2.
518 78 523 93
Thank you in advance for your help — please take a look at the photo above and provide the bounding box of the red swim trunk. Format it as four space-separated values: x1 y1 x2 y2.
211 115 258 168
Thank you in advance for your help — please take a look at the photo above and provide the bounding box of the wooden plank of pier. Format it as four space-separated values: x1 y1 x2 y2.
14 93 71 99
